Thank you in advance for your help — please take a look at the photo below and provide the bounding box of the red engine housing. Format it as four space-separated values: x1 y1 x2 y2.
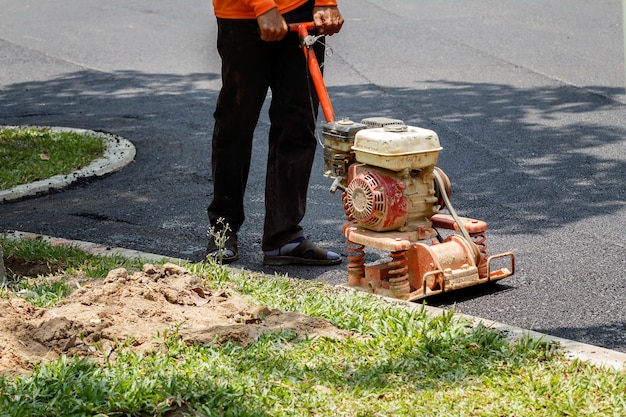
345 165 408 231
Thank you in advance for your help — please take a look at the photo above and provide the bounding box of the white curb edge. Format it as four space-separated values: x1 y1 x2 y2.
3 230 626 372
0 126 136 203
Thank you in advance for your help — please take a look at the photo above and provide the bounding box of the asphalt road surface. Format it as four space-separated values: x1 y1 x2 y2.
1 1 625 352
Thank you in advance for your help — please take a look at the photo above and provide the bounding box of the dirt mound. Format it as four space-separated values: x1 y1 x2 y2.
0 263 352 375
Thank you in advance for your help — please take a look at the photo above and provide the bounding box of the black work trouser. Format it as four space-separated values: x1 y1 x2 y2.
207 3 324 251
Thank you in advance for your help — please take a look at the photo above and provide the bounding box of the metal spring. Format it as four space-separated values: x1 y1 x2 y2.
470 231 489 278
346 240 365 285
388 251 410 296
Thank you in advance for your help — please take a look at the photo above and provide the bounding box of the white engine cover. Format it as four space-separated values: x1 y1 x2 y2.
351 124 442 171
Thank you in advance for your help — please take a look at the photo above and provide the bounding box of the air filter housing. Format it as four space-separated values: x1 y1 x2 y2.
352 124 442 171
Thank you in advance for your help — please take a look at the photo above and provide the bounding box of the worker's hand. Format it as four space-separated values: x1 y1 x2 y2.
257 7 288 41
313 7 344 35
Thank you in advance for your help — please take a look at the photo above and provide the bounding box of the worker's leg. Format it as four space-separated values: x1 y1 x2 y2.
207 18 270 261
261 4 340 265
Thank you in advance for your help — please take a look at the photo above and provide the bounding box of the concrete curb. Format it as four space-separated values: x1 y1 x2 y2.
0 126 136 203
4 230 625 371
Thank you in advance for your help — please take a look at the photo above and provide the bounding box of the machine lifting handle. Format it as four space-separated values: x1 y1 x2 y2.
288 22 336 123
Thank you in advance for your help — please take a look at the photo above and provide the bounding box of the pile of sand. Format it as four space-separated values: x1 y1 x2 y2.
0 263 352 374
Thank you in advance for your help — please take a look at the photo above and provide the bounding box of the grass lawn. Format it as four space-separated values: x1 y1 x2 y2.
0 126 104 190
0 236 625 417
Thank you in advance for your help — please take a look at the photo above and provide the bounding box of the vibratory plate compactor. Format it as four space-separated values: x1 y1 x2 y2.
290 23 515 301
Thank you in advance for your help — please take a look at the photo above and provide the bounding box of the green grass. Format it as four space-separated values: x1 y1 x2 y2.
1 234 144 279
1 237 625 416
1 235 146 307
0 126 104 190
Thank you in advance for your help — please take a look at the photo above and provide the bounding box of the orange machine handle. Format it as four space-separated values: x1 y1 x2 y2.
288 22 336 123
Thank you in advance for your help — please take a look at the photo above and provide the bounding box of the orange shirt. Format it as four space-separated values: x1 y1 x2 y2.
213 0 338 19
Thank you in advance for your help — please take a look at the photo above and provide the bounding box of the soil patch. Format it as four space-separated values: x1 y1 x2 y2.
3 256 62 277
0 263 352 375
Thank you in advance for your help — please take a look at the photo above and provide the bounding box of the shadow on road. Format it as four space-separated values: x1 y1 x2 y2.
328 80 626 234
1 68 624 262
2 70 624 237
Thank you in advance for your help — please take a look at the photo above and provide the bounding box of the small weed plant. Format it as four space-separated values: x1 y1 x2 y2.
206 217 234 267
1 237 625 416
